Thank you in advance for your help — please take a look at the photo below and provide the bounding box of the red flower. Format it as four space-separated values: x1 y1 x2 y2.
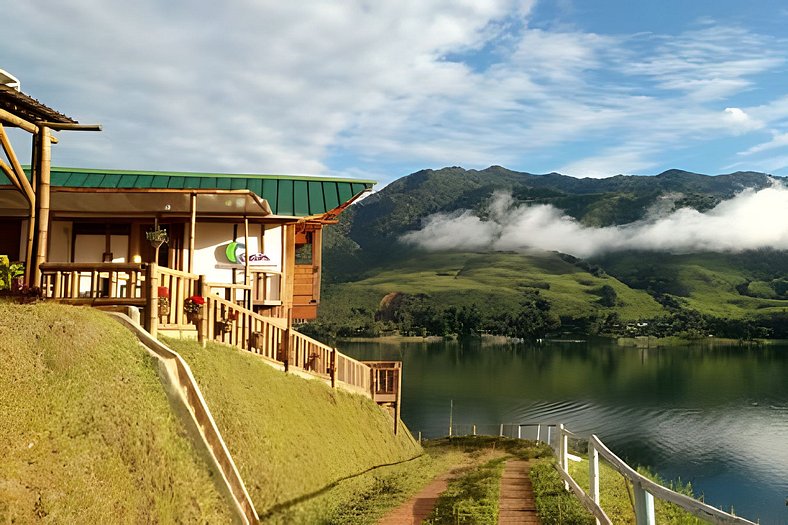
157 286 170 299
188 295 205 305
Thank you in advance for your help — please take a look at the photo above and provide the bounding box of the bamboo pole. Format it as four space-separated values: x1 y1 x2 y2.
0 108 38 134
0 123 35 203
33 126 51 287
189 193 196 273
243 217 250 310
0 158 23 193
36 122 102 131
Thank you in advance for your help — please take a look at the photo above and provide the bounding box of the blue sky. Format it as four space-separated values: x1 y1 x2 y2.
3 0 788 186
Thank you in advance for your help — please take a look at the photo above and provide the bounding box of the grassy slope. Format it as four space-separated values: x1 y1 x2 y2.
0 302 231 523
166 338 425 523
322 251 665 323
599 252 788 319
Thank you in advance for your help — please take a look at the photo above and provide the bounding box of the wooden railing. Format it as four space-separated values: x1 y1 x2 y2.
203 295 288 363
158 266 201 328
250 269 281 305
40 262 147 304
38 262 402 429
290 330 332 378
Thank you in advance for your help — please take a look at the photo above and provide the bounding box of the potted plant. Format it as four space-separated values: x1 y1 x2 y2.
184 295 205 324
145 228 169 251
157 286 170 317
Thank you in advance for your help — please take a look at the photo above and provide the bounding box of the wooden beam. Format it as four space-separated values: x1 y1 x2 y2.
0 158 23 193
0 108 38 134
0 123 35 203
36 122 102 131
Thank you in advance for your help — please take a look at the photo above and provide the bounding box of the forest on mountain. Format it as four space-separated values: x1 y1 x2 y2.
303 166 788 341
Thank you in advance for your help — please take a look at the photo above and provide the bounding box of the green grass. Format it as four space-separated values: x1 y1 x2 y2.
0 302 231 523
423 455 506 525
322 251 665 324
165 337 425 523
568 455 703 524
530 458 596 525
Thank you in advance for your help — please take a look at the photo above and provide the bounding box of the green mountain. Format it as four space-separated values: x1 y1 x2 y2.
315 167 788 339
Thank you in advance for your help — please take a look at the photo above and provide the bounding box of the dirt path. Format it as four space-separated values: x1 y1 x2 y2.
377 469 456 525
498 459 541 525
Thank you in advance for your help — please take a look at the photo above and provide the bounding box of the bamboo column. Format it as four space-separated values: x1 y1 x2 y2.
243 217 250 310
33 126 51 287
189 193 196 273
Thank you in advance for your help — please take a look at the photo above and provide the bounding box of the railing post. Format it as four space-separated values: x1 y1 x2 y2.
517 424 521 439
472 424 476 436
330 348 336 388
197 274 207 347
633 482 656 525
145 263 158 337
559 423 569 490
536 424 541 443
589 439 601 525
499 423 504 437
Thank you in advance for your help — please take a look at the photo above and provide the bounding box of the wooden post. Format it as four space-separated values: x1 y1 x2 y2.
589 442 601 525
243 217 250 310
633 482 656 525
197 275 207 347
330 348 336 387
394 365 402 436
145 263 159 337
448 399 453 437
33 126 51 286
312 227 322 302
282 308 292 371
189 193 196 274
283 224 296 312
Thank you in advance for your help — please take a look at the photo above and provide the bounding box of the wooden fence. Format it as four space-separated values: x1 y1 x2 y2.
440 422 756 525
40 262 147 304
38 261 402 431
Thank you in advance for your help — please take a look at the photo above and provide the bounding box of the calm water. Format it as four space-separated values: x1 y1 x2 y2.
342 339 788 524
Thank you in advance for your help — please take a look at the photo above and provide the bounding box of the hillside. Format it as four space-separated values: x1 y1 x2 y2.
324 166 777 280
317 167 788 338
0 303 231 523
0 302 440 523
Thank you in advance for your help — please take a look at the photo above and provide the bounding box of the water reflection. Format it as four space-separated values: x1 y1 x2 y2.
342 339 788 524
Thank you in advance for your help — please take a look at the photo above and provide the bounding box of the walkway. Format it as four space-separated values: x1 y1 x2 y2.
377 469 456 525
498 459 540 525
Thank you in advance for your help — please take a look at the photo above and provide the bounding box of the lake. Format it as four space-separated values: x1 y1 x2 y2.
341 338 788 524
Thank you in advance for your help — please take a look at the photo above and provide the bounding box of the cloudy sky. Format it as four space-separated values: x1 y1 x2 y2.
4 0 788 185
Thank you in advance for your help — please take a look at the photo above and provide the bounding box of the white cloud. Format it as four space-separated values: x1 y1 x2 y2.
1 2 785 181
738 132 788 156
402 183 788 257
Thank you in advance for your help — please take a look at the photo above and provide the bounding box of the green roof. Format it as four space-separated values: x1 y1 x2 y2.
15 166 375 217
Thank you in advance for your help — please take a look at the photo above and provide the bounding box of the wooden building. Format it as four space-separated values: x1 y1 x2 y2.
0 166 374 320
0 73 402 433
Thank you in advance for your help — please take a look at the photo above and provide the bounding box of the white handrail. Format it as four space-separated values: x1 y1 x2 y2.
586 434 756 525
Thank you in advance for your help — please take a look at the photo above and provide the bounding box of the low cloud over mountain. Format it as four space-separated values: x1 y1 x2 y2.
401 180 788 257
